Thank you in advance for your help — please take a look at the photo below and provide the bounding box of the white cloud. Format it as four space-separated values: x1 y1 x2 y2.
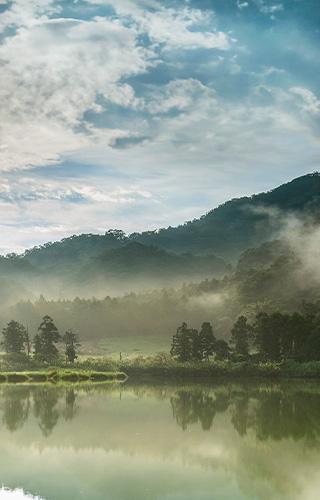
0 0 230 171
237 1 249 10
0 14 154 170
145 78 216 114
0 0 60 31
136 7 230 50
253 1 284 15
86 1 230 50
290 87 320 116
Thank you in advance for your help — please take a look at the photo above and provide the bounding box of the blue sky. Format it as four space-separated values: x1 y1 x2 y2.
0 0 319 252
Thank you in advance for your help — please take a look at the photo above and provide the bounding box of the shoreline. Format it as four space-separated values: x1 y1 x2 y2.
2 360 320 382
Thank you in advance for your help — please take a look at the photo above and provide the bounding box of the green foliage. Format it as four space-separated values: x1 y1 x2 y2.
214 339 230 360
2 320 28 355
170 323 195 362
230 316 251 358
171 322 220 362
63 329 80 363
34 315 61 363
199 322 216 360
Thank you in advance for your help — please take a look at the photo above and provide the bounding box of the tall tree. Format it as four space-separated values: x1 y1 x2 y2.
34 315 60 363
230 316 251 358
170 322 193 362
190 328 202 361
63 329 80 363
199 322 216 360
214 339 230 360
2 320 28 355
254 312 281 361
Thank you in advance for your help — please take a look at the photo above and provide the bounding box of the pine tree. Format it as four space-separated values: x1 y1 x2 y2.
170 322 193 362
34 315 60 363
230 316 251 359
190 328 202 361
63 329 80 363
2 320 28 355
214 339 230 360
199 322 216 360
254 312 281 361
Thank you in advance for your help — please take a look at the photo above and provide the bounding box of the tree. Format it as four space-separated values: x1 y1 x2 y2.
2 320 28 355
199 322 216 360
230 316 251 358
214 339 230 360
170 323 198 362
34 315 60 363
254 312 282 361
63 329 80 363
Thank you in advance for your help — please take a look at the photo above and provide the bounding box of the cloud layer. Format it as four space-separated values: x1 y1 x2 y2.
0 0 319 251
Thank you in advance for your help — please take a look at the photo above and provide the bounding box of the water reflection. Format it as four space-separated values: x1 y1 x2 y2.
1 386 78 436
0 381 320 499
1 382 320 445
170 389 229 431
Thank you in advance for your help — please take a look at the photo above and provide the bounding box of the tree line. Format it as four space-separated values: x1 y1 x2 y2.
171 305 320 362
2 315 80 363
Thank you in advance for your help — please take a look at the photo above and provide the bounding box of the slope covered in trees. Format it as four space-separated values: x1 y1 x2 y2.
0 173 318 300
3 233 320 347
16 172 320 267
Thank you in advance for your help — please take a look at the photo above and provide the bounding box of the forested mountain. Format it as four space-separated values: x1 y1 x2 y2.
132 173 320 258
20 173 320 269
1 173 320 306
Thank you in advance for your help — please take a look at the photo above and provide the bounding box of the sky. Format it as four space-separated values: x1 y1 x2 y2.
0 0 319 253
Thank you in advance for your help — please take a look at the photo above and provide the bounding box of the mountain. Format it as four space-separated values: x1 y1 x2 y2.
131 173 320 259
81 242 229 283
0 172 319 301
20 173 320 270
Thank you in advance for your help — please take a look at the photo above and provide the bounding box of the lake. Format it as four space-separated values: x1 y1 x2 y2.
0 380 319 500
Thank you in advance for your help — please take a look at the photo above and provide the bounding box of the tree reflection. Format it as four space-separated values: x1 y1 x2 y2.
231 393 250 436
170 384 320 445
63 388 78 421
33 387 61 436
2 386 30 432
170 390 230 431
0 386 79 435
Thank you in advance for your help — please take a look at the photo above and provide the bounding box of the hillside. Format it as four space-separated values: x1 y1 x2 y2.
19 173 320 268
6 236 320 347
0 173 319 301
132 173 320 258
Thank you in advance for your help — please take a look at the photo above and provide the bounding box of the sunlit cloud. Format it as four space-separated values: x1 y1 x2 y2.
0 0 319 250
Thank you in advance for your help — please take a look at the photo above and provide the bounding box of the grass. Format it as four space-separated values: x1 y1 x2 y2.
94 336 171 359
0 369 127 384
2 353 320 382
73 356 320 380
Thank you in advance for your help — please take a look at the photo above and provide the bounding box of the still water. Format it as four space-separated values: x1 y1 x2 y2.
0 381 319 500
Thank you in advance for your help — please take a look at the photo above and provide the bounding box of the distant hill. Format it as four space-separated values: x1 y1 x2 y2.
20 173 320 270
131 173 320 258
0 173 319 300
81 242 229 283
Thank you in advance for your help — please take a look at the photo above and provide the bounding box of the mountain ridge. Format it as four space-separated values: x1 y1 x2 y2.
16 172 320 264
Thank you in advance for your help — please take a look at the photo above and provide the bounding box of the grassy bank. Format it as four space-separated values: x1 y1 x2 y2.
82 357 320 380
2 355 320 381
0 369 127 384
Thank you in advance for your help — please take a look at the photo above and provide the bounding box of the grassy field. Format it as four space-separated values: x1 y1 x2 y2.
90 336 171 359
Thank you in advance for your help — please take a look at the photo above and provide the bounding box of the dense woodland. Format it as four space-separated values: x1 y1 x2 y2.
171 303 320 363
